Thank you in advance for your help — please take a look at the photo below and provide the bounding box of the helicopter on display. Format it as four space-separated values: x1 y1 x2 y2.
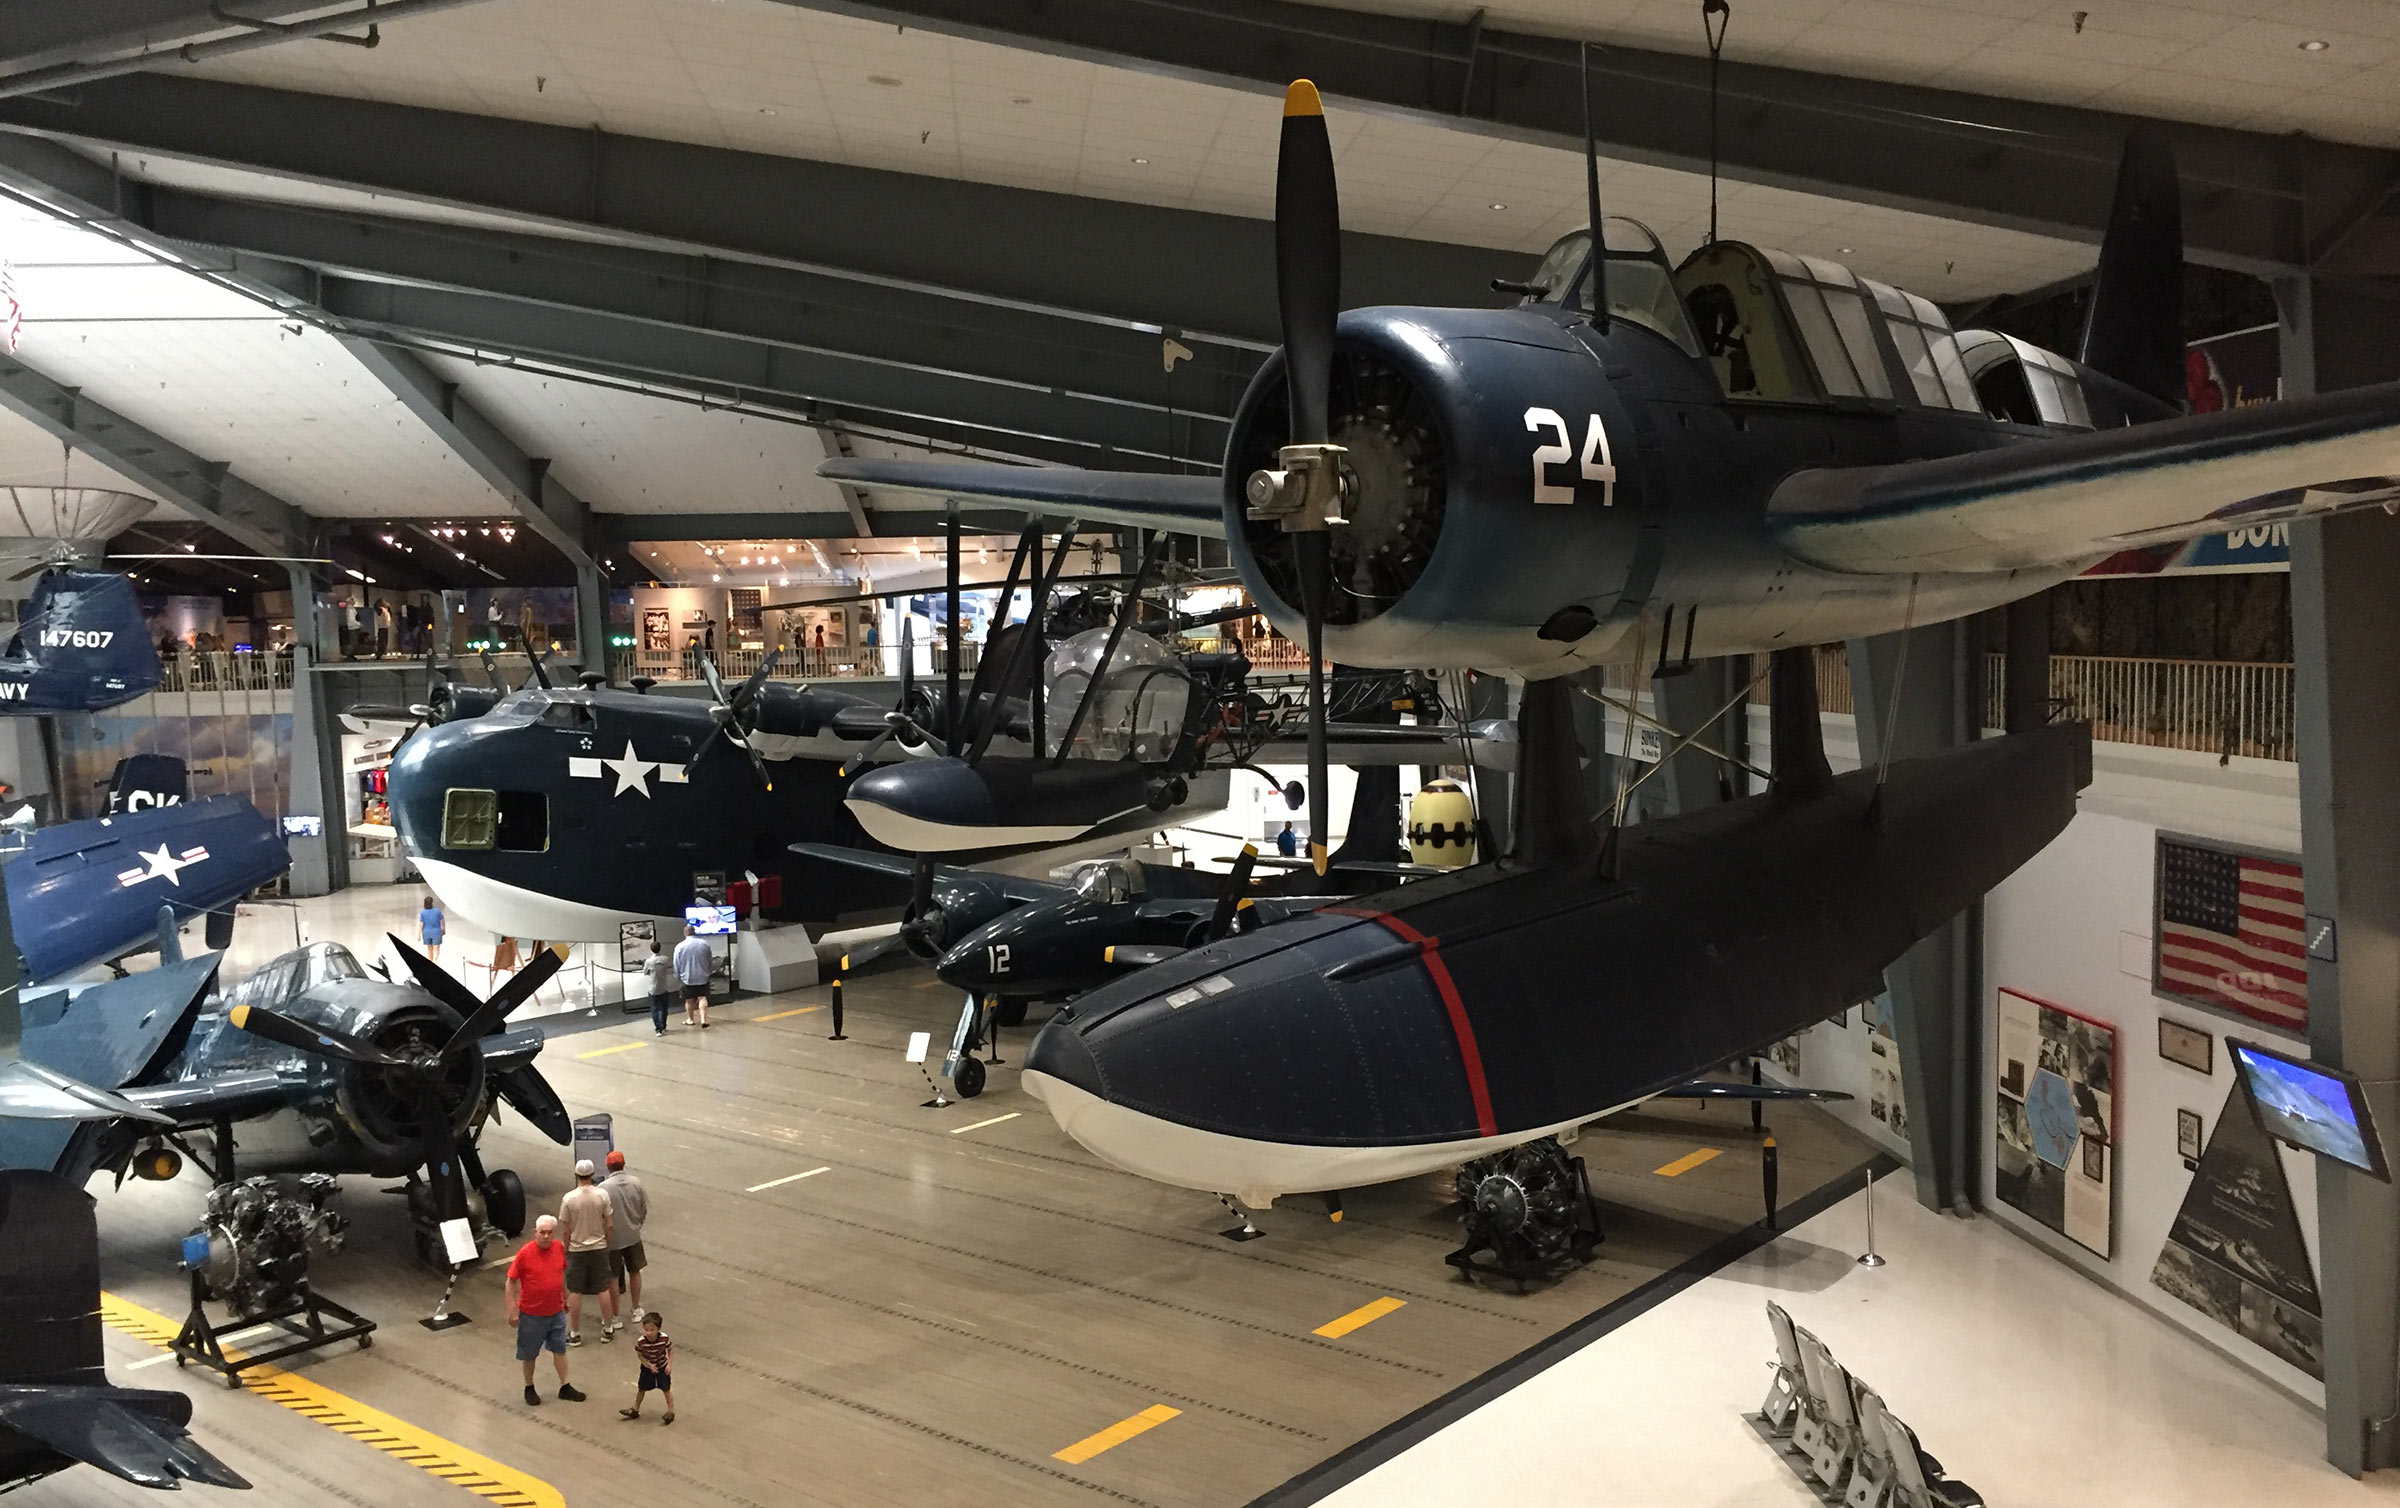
820 74 2399 1258
0 929 572 1266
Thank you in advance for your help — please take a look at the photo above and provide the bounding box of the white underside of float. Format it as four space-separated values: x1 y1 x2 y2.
1024 1070 1640 1210
843 799 1103 852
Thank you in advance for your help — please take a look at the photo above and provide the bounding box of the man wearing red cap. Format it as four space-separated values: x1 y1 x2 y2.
600 1149 651 1334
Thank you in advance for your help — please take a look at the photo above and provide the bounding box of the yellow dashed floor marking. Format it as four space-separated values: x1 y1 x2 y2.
1313 1296 1406 1339
1654 1147 1724 1177
753 1006 820 1022
577 1041 647 1059
100 1293 563 1508
1053 1404 1180 1464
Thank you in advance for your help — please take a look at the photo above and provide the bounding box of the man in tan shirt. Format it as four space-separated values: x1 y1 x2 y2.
557 1158 613 1345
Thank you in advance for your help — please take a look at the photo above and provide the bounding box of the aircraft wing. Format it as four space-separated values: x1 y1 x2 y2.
0 1388 250 1490
788 843 1068 904
117 1070 290 1126
1769 378 2400 574
0 1061 176 1124
817 459 1227 539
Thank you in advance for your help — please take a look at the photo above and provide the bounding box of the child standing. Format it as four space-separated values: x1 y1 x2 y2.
620 1312 674 1424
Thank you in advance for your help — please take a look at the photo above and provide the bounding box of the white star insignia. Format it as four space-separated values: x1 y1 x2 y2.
601 740 661 798
116 843 208 888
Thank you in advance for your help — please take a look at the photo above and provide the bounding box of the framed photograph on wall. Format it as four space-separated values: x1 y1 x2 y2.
2153 831 2307 1038
2177 1107 2204 1165
1993 987 2117 1259
2159 1017 2213 1075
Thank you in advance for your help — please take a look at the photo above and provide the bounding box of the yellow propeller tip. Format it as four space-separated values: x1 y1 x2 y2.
1237 897 1255 911
550 942 571 960
1311 842 1329 877
839 954 850 971
229 1004 249 1028
1240 842 1258 857
1283 79 1323 117
1104 946 1116 963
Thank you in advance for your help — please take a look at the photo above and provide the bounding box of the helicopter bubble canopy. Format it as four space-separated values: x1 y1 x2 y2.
1042 626 1184 762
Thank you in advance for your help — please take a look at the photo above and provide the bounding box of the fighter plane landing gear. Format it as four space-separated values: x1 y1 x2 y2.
1446 1138 1602 1290
403 1156 526 1267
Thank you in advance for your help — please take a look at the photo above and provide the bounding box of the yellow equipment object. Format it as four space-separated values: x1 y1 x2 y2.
1407 779 1476 867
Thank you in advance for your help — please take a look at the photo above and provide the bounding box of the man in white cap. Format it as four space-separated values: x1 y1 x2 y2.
557 1158 613 1345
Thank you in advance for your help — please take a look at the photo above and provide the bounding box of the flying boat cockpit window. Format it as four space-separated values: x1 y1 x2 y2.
536 697 596 731
1524 221 1704 356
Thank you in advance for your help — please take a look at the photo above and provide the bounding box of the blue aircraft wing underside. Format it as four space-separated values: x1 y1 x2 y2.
816 460 1227 539
1770 377 2400 575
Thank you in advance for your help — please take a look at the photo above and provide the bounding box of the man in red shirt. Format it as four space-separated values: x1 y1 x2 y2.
504 1215 586 1405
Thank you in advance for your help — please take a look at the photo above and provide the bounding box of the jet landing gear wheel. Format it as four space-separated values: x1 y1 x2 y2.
483 1168 527 1237
1445 1137 1602 1290
952 1056 986 1098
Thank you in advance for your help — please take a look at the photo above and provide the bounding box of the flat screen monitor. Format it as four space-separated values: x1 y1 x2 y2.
684 904 738 936
280 815 324 838
2230 1040 2390 1182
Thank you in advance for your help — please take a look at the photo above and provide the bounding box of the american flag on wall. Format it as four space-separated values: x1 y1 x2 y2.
2153 833 2306 1035
1 258 20 354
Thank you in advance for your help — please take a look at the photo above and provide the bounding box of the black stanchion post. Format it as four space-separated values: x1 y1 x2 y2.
1762 1132 1779 1231
1750 1058 1765 1135
828 954 848 1040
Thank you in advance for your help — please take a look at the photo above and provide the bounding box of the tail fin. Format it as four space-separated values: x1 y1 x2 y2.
0 1168 105 1386
2078 128 2185 412
1508 677 1599 869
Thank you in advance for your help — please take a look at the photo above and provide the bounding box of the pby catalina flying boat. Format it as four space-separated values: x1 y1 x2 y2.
0 932 572 1264
381 642 1239 941
0 793 288 984
0 1169 249 1493
824 81 2400 871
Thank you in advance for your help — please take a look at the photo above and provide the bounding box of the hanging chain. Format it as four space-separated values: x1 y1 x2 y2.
1703 0 1731 245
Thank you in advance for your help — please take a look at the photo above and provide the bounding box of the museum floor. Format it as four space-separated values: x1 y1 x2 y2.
24 886 2388 1507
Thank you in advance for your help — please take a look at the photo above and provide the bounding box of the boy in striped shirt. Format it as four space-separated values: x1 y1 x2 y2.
619 1312 674 1424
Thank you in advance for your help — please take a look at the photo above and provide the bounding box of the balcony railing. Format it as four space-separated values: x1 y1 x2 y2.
605 642 981 684
156 649 295 692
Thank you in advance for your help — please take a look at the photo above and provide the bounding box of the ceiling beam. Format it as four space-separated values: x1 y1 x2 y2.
0 350 310 562
596 511 1032 546
0 75 1524 346
125 183 1263 425
331 335 601 575
783 0 2400 275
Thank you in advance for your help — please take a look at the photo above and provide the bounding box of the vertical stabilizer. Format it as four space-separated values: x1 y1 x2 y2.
1769 649 1833 800
2079 128 2185 411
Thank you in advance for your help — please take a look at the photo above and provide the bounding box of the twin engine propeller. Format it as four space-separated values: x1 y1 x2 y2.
687 649 784 789
228 938 566 1261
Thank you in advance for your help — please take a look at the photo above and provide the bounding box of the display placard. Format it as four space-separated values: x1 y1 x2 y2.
1994 987 2116 1258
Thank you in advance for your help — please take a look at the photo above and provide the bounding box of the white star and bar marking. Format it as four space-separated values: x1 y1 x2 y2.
567 741 688 798
115 844 208 888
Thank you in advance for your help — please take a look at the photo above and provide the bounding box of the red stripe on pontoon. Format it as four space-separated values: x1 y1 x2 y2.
1349 910 1496 1138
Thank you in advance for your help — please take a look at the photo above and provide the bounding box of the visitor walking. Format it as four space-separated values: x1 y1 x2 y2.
558 1159 614 1345
672 923 713 1029
645 944 677 1036
418 896 445 961
1276 821 1298 858
600 1149 649 1333
504 1216 585 1405
618 1312 674 1425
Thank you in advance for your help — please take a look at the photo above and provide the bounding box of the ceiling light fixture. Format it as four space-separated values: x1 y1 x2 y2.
758 107 778 115
1131 156 1149 164
2298 38 2330 51
1489 202 1507 211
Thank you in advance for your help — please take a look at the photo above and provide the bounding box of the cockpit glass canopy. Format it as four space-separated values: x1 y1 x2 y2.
1526 220 1704 357
226 941 367 1015
1071 859 1141 904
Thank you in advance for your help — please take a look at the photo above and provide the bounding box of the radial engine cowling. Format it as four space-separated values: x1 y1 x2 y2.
1224 306 1645 674
900 874 1015 961
327 996 486 1176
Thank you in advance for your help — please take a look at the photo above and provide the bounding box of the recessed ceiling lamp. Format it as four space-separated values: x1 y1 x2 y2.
758 107 777 115
1131 156 1149 164
1489 202 1507 210
2298 38 2330 51
1839 246 1854 254
712 572 722 581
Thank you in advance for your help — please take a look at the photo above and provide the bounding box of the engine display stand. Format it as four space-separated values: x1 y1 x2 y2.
171 1269 376 1387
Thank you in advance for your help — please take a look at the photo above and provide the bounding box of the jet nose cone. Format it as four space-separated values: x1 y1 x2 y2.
1023 1015 1104 1099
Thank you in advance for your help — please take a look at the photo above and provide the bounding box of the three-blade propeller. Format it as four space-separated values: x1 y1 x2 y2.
840 616 946 775
687 649 783 789
228 938 567 1259
1203 844 1262 943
